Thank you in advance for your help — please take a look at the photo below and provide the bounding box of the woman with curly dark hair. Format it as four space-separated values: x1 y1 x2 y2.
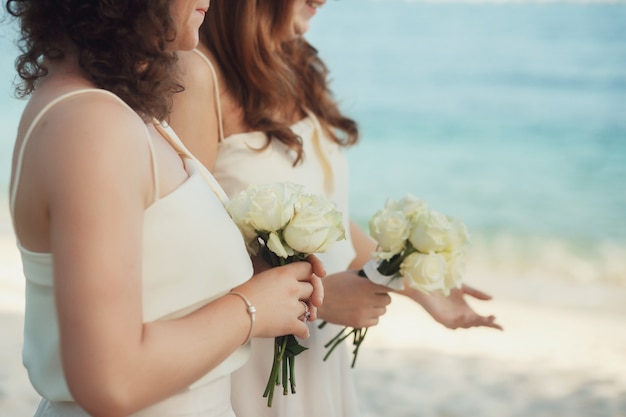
170 1 502 416
7 1 324 416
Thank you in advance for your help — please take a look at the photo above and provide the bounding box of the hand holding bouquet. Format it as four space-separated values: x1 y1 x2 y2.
226 182 345 407
322 195 470 366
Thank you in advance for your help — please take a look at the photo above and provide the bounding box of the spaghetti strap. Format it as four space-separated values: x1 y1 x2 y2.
192 48 226 142
152 120 230 206
10 88 159 222
306 110 335 195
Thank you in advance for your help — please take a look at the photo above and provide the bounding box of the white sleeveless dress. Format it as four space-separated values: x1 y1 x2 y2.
10 88 254 417
195 50 361 417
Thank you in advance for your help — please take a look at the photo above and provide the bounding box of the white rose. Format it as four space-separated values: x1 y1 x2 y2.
400 252 448 293
408 210 452 253
225 193 258 245
369 208 410 260
283 194 345 254
447 216 470 252
237 182 303 232
266 231 293 259
443 251 465 291
385 195 429 220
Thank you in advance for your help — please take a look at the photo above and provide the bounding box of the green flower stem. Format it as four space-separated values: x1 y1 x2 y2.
377 245 416 276
322 327 355 362
282 347 289 395
258 243 310 407
350 327 368 368
288 352 296 394
263 336 287 407
323 325 349 348
321 325 369 368
321 248 416 367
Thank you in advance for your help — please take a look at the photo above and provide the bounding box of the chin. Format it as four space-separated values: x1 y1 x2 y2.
294 24 311 37
178 35 200 52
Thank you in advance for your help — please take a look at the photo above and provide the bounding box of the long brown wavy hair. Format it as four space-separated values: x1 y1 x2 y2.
201 0 358 165
5 0 183 121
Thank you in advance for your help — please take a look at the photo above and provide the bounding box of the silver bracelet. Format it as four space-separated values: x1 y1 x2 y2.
227 291 256 345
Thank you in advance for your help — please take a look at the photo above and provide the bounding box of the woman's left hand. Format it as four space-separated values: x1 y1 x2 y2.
404 283 504 331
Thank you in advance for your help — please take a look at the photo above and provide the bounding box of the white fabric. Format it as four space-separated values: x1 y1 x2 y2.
213 115 360 417
10 89 253 416
362 258 405 290
32 376 236 417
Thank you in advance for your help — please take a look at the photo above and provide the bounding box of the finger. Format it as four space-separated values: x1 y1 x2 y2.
466 315 503 331
373 305 387 318
378 292 392 306
291 319 310 339
483 316 504 331
290 261 324 307
305 254 326 278
307 274 324 308
298 300 311 322
366 317 380 327
362 278 391 295
486 321 504 331
462 284 493 300
300 298 319 322
370 292 392 307
297 281 315 301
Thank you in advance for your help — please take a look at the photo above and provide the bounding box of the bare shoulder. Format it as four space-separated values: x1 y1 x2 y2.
170 49 222 167
9 86 155 252
30 89 149 156
24 89 154 200
176 49 217 97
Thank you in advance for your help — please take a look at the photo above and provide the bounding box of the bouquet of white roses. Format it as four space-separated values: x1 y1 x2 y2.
226 182 345 407
322 194 470 367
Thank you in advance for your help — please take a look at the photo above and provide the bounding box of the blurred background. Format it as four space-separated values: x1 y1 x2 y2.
308 0 626 289
306 1 626 416
1 1 625 416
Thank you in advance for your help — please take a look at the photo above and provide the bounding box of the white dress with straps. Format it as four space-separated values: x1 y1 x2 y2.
10 88 253 417
195 49 361 417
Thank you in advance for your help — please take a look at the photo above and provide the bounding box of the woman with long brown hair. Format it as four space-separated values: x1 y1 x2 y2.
171 1 501 415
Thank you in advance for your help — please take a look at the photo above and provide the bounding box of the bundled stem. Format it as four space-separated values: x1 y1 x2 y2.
260 245 309 407
263 335 307 407
321 251 409 367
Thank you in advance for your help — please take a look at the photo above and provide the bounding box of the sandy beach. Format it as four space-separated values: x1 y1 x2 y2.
1 223 626 417
354 291 626 417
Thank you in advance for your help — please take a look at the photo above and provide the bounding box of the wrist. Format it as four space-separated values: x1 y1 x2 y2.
226 291 256 345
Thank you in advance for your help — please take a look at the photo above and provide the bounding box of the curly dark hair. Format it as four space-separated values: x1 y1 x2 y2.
5 0 183 121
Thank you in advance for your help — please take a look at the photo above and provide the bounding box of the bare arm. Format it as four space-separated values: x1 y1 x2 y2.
169 49 221 170
37 98 320 416
348 219 377 270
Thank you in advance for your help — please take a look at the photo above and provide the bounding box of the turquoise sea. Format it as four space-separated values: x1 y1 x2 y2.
307 1 626 287
1 1 625 287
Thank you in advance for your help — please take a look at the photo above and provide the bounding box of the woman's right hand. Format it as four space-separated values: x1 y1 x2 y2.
231 260 324 340
317 270 392 328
